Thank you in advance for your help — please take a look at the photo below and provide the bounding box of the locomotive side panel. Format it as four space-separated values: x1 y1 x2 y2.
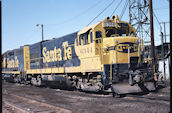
27 32 81 74
29 42 42 69
2 46 30 73
5 48 23 72
42 32 80 68
2 46 30 82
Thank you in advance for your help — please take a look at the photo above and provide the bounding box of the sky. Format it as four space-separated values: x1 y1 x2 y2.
2 0 170 53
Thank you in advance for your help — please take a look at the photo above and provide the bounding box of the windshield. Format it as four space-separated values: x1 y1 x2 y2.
105 28 128 37
117 29 127 36
105 29 116 37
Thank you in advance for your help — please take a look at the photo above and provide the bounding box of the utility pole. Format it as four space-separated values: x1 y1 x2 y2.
160 22 169 43
161 32 166 80
36 24 44 41
36 24 44 69
149 0 156 72
162 22 170 42
41 24 44 41
164 23 166 43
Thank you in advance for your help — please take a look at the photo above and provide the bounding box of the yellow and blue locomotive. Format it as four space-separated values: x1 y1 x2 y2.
2 46 30 82
2 15 155 95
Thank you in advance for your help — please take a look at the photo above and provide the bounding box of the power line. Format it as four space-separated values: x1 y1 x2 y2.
153 11 162 30
110 0 122 17
154 7 169 10
119 0 129 20
87 0 116 26
46 0 104 27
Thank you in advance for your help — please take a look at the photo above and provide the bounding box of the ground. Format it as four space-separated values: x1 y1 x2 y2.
2 81 170 113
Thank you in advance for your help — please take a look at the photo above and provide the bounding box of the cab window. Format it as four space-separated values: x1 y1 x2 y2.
76 38 78 46
117 29 127 36
79 32 89 45
105 29 116 37
96 31 102 38
83 33 88 45
79 35 84 45
90 32 93 43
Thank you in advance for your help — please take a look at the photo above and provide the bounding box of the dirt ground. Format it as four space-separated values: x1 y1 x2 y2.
2 82 170 113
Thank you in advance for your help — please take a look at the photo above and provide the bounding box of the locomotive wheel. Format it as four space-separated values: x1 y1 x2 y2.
76 81 82 90
31 75 42 86
36 75 42 86
31 77 36 85
14 75 20 83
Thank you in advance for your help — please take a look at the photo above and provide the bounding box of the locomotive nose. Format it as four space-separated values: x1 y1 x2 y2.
103 36 139 64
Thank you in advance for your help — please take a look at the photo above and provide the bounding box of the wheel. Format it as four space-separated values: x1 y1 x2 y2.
14 75 20 83
31 75 43 86
36 76 42 86
31 77 36 85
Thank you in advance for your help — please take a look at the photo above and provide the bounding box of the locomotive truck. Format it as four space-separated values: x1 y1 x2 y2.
2 15 156 96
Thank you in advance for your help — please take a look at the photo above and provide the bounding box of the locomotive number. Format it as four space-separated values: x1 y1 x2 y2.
104 22 115 27
116 42 138 53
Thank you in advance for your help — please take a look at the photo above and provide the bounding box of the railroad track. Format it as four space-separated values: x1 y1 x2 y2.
3 91 72 113
2 83 170 113
3 101 30 113
124 92 170 102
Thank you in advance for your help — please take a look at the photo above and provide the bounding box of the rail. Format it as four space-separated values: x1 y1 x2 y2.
3 91 72 113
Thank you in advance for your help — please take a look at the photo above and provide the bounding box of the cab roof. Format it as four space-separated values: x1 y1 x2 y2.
78 23 99 35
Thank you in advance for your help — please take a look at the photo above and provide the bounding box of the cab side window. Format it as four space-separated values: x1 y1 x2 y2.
79 33 88 45
83 33 88 45
96 31 102 38
76 38 78 46
78 31 93 45
79 35 84 45
90 32 93 43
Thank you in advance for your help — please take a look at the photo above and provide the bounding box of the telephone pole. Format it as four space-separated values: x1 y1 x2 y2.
41 24 44 41
149 0 156 71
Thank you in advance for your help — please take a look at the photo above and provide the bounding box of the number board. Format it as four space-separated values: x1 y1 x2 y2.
104 22 115 27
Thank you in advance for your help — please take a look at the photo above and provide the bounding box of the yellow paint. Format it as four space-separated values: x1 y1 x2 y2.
102 37 139 64
26 65 102 75
63 41 72 60
42 46 62 63
2 71 20 74
7 56 19 68
2 57 6 68
24 46 30 71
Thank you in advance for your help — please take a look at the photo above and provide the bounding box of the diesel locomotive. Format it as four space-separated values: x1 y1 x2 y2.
2 15 156 95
